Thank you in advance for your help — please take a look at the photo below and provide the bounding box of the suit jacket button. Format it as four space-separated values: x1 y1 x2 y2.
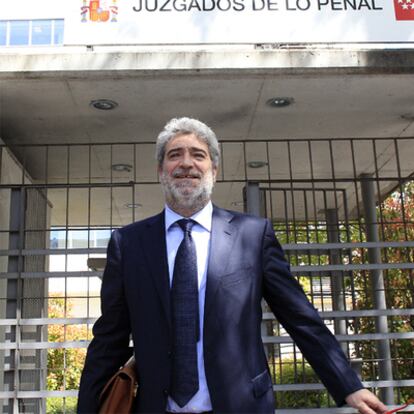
163 389 169 396
167 351 172 358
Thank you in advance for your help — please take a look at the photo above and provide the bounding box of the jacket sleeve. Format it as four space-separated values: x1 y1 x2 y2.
77 229 133 413
261 219 363 406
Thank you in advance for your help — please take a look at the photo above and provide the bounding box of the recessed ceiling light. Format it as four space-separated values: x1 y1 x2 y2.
112 163 132 172
266 97 294 108
90 99 118 110
247 161 268 169
125 203 142 209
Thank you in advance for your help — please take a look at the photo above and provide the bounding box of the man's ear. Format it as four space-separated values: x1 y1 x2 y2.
213 166 218 182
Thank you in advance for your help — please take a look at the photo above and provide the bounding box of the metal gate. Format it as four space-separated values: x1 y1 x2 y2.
0 139 413 413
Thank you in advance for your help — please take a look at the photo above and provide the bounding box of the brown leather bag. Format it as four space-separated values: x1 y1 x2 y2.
98 356 138 414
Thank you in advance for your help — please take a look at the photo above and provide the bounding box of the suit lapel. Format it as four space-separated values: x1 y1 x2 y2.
204 206 237 319
140 212 172 332
139 207 237 334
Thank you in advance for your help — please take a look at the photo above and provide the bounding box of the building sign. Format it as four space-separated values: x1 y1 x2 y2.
64 0 414 45
81 0 118 22
394 0 414 20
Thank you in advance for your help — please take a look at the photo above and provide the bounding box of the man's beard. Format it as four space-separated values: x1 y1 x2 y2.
160 168 215 213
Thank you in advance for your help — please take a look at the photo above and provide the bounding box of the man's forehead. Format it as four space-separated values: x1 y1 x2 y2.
166 133 208 152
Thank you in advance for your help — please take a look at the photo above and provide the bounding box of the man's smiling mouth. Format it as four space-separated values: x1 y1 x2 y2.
176 175 199 178
173 171 201 179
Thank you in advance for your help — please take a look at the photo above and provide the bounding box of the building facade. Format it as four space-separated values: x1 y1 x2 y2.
0 1 414 412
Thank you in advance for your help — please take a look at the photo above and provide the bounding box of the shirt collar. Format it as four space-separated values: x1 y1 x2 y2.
165 201 213 232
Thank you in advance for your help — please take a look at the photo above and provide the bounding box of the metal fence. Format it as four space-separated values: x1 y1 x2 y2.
0 138 413 413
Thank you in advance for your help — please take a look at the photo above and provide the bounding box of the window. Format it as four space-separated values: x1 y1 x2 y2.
0 21 6 46
53 19 64 45
9 20 29 46
32 20 52 45
0 19 64 47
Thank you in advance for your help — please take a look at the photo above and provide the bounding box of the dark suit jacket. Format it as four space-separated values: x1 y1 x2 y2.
78 206 363 413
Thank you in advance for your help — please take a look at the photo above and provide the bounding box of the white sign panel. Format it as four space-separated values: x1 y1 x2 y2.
64 0 414 44
3 0 66 20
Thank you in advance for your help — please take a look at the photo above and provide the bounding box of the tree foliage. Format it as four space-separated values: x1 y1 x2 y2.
47 295 87 391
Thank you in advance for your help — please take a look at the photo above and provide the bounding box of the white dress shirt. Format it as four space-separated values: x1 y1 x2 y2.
165 202 213 413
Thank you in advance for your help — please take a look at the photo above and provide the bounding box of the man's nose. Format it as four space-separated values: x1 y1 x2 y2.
180 152 194 167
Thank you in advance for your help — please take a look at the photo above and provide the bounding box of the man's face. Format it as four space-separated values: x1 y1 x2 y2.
159 133 217 212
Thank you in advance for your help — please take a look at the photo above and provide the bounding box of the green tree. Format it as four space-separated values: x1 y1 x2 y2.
47 295 88 413
47 295 87 391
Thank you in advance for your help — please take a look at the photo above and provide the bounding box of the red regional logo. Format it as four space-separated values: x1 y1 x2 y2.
394 0 414 20
81 0 118 22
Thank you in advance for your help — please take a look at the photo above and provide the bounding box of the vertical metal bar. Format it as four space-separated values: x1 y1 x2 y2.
349 139 362 343
350 140 364 242
64 147 72 413
110 145 113 231
132 144 137 223
307 141 320 244
394 140 408 240
303 189 315 311
242 142 247 182
320 189 329 312
360 174 394 404
287 142 297 243
328 140 341 226
245 182 268 360
340 187 356 363
63 146 71 414
283 189 289 244
65 146 70 319
40 146 49 414
86 144 92 403
265 142 274 223
286 141 301 393
219 142 225 182
372 140 386 242
325 208 347 354
328 140 345 343
88 145 92 248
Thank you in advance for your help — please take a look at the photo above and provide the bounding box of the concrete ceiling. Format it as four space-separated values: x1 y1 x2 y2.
1 47 414 223
1 72 414 144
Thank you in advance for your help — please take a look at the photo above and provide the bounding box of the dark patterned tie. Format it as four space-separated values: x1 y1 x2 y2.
171 219 200 407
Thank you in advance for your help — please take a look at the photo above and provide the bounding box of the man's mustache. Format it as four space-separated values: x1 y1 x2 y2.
172 169 202 179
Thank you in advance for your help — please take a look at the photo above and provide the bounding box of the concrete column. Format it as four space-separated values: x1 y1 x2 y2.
2 187 48 414
3 189 24 414
325 208 348 354
360 175 394 404
244 182 271 357
0 155 10 412
244 181 262 217
21 188 48 414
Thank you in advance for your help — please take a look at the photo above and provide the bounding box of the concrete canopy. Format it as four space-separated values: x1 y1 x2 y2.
1 46 414 222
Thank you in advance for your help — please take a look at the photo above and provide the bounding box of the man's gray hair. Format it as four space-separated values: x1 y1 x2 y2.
156 117 220 168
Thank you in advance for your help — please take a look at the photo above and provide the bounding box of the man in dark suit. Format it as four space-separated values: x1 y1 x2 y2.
78 117 387 414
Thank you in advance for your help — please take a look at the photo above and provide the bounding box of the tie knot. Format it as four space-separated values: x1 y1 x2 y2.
177 219 195 234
